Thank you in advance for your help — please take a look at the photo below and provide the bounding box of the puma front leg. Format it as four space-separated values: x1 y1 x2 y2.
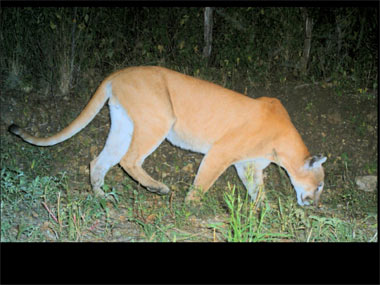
185 145 234 203
234 159 270 202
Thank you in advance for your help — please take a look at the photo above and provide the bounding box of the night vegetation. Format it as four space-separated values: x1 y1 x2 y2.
0 7 377 243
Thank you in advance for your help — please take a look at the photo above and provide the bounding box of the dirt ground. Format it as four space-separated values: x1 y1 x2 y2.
1 76 378 241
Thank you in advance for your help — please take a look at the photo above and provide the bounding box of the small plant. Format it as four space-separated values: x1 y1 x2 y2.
222 184 288 242
305 102 313 111
1 167 66 241
0 166 115 241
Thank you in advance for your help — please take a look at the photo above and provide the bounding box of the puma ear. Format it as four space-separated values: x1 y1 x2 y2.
305 155 327 169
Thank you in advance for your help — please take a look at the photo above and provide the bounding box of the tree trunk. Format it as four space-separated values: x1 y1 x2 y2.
203 7 214 59
300 7 313 76
69 7 78 90
355 10 365 51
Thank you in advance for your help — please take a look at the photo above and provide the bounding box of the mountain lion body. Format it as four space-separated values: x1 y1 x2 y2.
10 66 326 206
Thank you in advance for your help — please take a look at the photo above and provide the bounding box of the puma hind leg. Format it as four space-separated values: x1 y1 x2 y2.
90 100 134 196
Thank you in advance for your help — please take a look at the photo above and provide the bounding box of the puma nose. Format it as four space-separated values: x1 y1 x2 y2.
301 192 313 206
302 192 319 207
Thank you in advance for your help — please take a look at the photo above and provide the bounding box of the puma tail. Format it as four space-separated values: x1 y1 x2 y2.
9 82 113 146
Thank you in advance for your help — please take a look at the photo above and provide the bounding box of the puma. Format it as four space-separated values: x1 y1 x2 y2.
9 66 327 206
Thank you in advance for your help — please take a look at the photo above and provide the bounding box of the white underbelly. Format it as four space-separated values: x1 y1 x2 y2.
166 128 211 154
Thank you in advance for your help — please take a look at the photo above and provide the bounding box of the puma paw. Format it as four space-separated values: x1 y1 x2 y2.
157 185 171 195
184 189 203 204
147 183 170 195
93 187 106 197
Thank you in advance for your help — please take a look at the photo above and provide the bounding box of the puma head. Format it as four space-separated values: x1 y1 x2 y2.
290 155 327 206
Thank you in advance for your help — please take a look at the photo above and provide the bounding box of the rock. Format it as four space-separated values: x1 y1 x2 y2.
182 163 194 173
367 125 374 133
355 175 377 192
327 111 342 124
366 111 377 121
79 165 89 175
90 145 98 157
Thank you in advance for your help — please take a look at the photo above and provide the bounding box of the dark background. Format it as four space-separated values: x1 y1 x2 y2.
1 4 378 285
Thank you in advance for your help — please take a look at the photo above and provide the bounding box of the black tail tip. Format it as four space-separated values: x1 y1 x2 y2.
8 124 21 135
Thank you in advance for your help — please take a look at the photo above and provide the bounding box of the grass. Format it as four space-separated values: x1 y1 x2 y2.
219 183 289 242
221 185 377 242
1 149 377 242
0 165 117 241
1 123 377 242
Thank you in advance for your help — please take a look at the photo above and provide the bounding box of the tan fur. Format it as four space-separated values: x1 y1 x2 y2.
9 66 327 206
